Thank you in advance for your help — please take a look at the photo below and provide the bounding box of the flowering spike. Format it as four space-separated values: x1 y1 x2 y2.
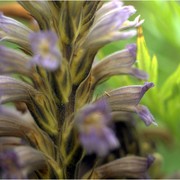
0 1 155 179
28 94 59 135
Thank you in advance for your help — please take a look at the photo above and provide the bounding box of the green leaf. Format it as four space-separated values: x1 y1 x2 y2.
136 26 151 73
150 55 158 86
160 64 180 100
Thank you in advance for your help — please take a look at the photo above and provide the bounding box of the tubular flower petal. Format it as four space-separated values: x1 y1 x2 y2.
88 155 155 179
97 82 157 126
92 43 147 86
0 12 32 51
0 75 39 104
0 46 31 76
19 1 58 30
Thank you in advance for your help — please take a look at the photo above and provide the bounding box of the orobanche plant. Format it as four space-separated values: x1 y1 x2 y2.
0 1 156 179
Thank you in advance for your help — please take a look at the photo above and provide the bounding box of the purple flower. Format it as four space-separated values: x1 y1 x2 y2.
0 150 25 179
75 100 119 156
29 31 61 71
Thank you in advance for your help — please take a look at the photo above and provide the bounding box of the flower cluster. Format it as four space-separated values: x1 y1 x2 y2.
0 0 156 179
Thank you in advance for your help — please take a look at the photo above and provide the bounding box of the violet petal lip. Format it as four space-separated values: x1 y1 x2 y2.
136 105 157 126
126 43 137 58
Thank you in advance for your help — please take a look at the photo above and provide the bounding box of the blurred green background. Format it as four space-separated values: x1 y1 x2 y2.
1 0 180 178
